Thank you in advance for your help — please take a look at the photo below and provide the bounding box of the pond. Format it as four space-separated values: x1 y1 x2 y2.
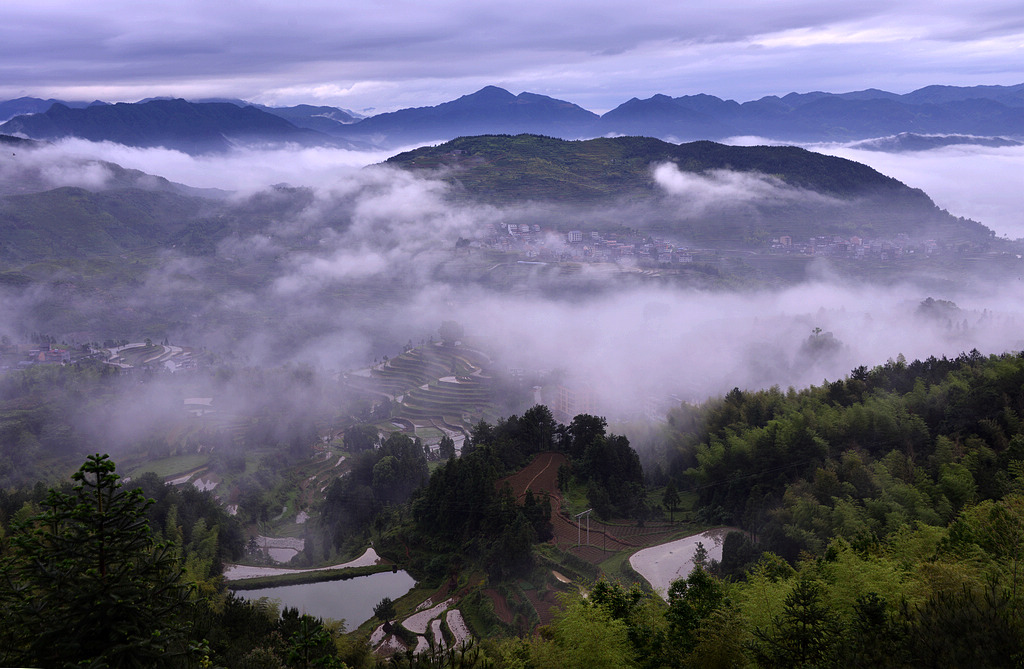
234 570 416 626
628 527 740 598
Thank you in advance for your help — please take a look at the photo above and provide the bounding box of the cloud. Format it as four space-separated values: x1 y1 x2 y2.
384 276 1024 418
1 1 1022 112
6 139 1024 435
817 142 1024 238
652 163 836 214
24 138 402 192
0 147 114 193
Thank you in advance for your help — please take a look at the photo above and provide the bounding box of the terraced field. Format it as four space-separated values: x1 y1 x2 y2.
343 343 496 438
490 453 688 630
498 453 678 562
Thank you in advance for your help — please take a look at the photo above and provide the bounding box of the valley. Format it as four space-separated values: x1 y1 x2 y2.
2 85 1024 666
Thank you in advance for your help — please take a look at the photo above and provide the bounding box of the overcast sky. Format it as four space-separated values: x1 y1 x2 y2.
2 1 1023 113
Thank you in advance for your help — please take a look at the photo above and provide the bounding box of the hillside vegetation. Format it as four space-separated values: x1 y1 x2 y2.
4 344 1024 665
387 134 928 203
387 134 996 247
0 187 210 263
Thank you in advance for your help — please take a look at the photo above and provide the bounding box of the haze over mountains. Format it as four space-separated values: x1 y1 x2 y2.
3 80 1024 413
3 82 1024 153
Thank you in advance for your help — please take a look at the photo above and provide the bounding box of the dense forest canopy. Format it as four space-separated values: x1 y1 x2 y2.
4 349 1024 665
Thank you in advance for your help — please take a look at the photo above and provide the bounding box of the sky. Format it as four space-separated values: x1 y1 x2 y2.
2 1 1023 114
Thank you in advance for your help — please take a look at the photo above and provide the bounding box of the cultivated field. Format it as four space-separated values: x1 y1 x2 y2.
343 342 496 440
492 452 704 629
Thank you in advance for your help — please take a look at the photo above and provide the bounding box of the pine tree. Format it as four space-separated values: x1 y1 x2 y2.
663 481 680 522
0 454 194 667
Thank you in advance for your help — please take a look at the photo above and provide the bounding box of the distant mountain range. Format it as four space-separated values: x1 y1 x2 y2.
0 99 371 154
0 97 103 121
847 132 1023 152
2 83 1024 152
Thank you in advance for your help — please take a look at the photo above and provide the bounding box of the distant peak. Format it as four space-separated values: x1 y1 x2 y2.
465 86 515 100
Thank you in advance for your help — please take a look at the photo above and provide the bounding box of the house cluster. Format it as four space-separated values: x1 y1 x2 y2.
0 341 74 372
770 233 943 260
477 223 699 265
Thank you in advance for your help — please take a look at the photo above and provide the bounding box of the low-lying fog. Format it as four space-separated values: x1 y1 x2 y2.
4 136 1024 423
721 136 1024 240
823 143 1024 240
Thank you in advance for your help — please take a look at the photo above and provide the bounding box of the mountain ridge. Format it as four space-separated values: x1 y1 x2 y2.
6 82 1024 150
0 99 358 154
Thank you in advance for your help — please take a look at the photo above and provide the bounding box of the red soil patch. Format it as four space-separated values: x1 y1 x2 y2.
524 588 558 628
499 452 566 501
483 588 514 625
499 452 687 566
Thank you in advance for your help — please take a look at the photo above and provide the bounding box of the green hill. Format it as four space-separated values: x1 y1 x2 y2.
386 134 929 204
386 134 994 245
0 186 211 263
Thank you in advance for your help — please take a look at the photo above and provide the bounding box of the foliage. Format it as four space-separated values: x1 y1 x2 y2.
665 350 1024 559
199 594 354 669
133 470 245 570
0 453 194 667
514 352 1024 668
531 594 638 669
750 576 841 668
666 566 726 656
562 414 646 519
438 434 456 460
374 596 397 622
662 481 680 521
319 431 429 553
387 135 926 203
344 424 380 452
406 406 645 578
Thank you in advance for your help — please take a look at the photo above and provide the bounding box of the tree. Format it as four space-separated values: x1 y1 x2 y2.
343 424 379 452
373 596 396 623
692 542 709 570
0 454 193 667
667 566 725 654
439 434 456 460
751 576 839 668
663 481 680 522
531 596 637 669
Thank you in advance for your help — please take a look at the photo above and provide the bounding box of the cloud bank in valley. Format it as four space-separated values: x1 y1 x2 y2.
5 139 1024 429
817 142 1024 239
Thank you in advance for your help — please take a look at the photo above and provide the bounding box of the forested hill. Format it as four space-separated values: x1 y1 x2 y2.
385 134 932 205
666 349 1024 563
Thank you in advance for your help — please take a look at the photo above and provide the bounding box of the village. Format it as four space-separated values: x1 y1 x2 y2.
0 337 198 374
474 220 994 267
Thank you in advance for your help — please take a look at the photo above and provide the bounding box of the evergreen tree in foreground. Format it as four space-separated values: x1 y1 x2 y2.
0 453 194 667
